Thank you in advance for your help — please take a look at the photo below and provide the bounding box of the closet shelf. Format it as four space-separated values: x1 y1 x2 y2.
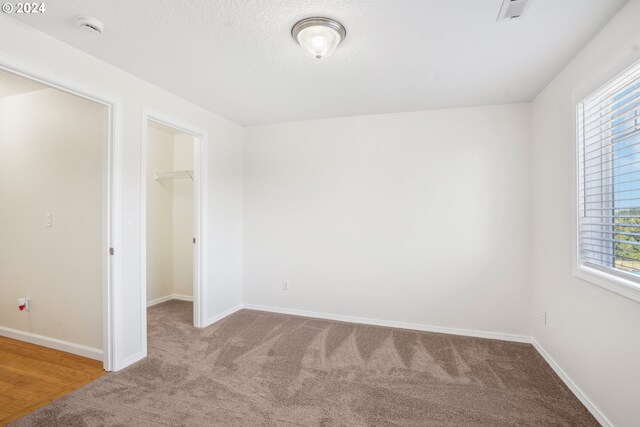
154 170 194 181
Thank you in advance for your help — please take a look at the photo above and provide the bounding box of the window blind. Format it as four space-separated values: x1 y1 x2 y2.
578 60 640 278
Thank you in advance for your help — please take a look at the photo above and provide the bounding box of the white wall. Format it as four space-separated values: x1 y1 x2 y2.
0 15 244 369
172 133 194 297
530 1 640 426
0 88 105 351
244 104 532 337
146 126 175 302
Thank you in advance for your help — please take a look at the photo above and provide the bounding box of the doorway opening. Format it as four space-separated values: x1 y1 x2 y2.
143 113 204 353
0 66 114 370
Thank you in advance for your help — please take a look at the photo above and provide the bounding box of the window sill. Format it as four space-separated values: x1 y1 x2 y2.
575 265 640 303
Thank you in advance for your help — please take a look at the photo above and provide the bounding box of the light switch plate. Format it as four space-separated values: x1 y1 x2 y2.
124 214 133 229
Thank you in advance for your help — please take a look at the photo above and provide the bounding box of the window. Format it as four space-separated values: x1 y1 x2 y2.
577 59 640 295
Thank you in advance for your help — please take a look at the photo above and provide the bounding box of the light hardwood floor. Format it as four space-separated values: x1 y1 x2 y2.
0 336 106 426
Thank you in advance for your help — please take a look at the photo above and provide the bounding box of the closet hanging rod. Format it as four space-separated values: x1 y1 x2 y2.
154 170 194 181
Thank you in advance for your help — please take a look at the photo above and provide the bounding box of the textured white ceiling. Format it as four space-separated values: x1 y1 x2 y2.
10 0 629 125
0 68 46 98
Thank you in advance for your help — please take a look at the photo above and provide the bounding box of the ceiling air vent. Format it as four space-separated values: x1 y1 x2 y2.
76 16 104 35
497 0 531 22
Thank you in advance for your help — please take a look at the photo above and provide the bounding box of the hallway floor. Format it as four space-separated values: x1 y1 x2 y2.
0 336 105 426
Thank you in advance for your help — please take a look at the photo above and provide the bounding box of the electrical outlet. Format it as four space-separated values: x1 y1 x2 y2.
18 297 31 311
282 281 288 291
45 212 52 228
542 309 547 325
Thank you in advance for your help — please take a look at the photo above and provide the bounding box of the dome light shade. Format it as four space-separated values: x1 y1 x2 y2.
292 17 346 59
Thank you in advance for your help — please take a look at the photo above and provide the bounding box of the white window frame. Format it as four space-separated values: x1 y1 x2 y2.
574 56 640 304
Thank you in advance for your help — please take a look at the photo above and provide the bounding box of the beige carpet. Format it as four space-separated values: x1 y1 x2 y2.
13 300 597 426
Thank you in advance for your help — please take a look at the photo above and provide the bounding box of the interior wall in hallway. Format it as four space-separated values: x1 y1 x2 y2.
172 133 194 297
0 87 106 350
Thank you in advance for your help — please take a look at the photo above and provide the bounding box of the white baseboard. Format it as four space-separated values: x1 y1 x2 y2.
147 294 193 307
531 338 611 427
0 325 102 361
202 303 244 328
147 295 174 307
118 351 146 371
242 303 531 343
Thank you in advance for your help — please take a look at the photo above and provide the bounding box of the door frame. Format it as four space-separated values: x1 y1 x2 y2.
140 109 208 343
0 53 122 371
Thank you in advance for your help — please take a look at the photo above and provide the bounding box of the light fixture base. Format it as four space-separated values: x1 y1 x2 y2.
291 17 347 42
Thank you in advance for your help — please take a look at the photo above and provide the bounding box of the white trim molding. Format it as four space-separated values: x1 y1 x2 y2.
140 109 209 351
571 54 640 306
203 304 244 328
0 326 102 361
531 338 612 427
172 294 194 302
242 304 531 343
147 294 194 307
120 351 145 369
574 265 640 304
146 295 174 307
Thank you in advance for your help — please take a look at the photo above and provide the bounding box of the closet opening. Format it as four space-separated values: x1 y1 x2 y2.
144 116 203 346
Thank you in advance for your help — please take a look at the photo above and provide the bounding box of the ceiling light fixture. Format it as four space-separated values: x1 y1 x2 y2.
291 17 346 59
